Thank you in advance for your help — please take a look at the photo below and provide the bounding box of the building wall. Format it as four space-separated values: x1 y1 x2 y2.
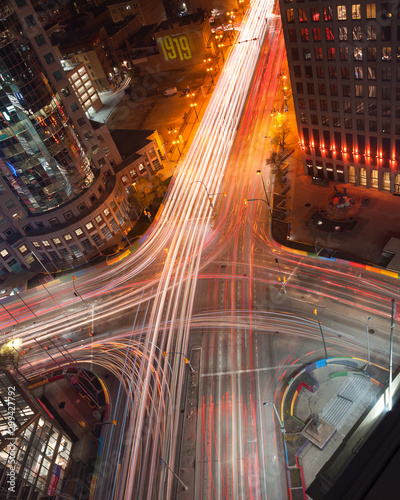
68 63 103 114
279 0 400 192
0 130 167 275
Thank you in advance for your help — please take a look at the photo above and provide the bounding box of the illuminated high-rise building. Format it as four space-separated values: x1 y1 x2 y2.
0 0 98 213
279 1 400 191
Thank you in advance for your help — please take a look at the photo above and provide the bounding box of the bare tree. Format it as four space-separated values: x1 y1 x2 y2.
272 119 292 152
266 151 286 188
0 344 19 371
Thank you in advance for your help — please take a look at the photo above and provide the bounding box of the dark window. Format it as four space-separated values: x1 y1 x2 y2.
53 70 63 81
342 85 351 96
382 26 391 40
78 203 87 212
317 66 325 78
288 29 297 42
332 101 340 112
309 99 317 109
34 34 46 47
311 115 319 125
43 53 55 64
49 217 59 226
305 66 313 78
341 67 349 78
307 83 315 94
356 119 364 131
25 15 36 27
367 47 377 61
15 0 27 5
320 100 328 111
291 48 299 60
77 117 86 127
294 66 301 78
70 102 79 112
296 82 304 93
24 224 32 233
298 98 306 108
64 211 73 219
369 121 377 132
318 83 326 95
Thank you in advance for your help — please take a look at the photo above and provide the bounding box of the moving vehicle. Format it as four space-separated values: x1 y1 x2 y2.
163 87 178 97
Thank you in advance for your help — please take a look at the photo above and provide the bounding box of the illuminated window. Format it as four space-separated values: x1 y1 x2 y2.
354 47 362 60
298 9 307 22
368 67 376 79
75 228 83 236
64 234 72 240
326 28 334 41
353 26 362 40
327 47 335 60
368 85 376 97
354 67 363 79
382 47 391 61
313 28 321 41
339 27 347 41
352 4 361 19
315 48 323 60
19 245 27 253
366 3 376 18
355 84 364 96
86 222 94 230
104 208 110 216
286 9 294 22
95 215 103 224
310 8 319 21
33 241 40 247
324 6 333 21
42 240 50 246
366 25 376 40
340 47 349 61
52 238 61 244
0 249 9 258
337 5 346 20
300 28 309 42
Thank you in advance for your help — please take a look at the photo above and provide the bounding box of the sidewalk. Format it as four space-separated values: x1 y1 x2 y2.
280 357 388 500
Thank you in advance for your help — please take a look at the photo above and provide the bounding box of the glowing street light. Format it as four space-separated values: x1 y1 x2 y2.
172 140 182 158
190 102 199 120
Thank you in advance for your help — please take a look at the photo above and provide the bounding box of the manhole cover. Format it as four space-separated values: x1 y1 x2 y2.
368 328 375 334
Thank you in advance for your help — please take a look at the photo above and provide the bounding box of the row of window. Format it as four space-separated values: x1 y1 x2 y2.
300 115 395 132
286 4 388 23
297 82 397 99
298 98 400 117
293 64 400 85
289 26 395 43
294 46 397 62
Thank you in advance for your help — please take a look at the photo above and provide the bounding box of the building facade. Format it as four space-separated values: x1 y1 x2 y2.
0 0 169 278
279 0 400 192
0 369 73 498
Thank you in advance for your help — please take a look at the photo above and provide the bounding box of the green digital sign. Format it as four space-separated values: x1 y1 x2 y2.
157 34 194 62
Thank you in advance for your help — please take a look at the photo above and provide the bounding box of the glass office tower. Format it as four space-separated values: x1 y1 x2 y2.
0 0 94 213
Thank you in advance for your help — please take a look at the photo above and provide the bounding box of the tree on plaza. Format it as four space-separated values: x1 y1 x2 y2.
127 65 141 87
266 151 286 188
129 174 167 213
0 344 19 371
271 119 292 152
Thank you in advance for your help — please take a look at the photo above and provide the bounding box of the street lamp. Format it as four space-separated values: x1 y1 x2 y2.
172 140 182 159
206 67 214 84
191 180 217 218
275 258 286 295
256 169 272 216
366 316 371 366
313 308 328 359
190 102 199 121
162 351 195 373
72 275 88 307
263 401 285 433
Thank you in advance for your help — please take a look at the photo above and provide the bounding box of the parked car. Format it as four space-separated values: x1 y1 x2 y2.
163 87 178 97
181 87 190 96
